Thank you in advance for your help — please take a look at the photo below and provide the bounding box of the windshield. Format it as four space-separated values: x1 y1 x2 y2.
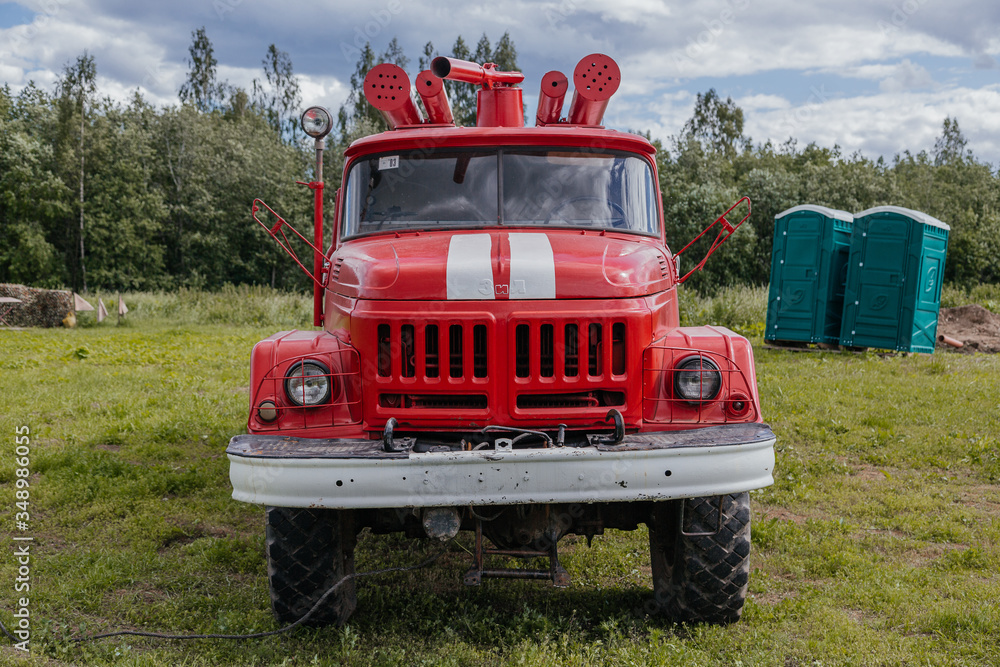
341 148 659 239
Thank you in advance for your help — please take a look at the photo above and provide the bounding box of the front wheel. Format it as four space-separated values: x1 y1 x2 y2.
648 493 751 624
265 506 357 627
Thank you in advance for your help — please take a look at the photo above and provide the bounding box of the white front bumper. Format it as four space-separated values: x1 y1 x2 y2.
228 424 775 509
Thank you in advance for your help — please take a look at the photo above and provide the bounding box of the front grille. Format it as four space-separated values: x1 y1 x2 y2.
376 322 489 381
368 314 632 423
514 320 626 380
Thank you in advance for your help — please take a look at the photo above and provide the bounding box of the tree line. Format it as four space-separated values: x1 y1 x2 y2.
667 91 1000 292
1 30 997 294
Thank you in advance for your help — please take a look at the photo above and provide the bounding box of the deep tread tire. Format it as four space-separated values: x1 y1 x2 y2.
648 492 751 625
265 506 357 627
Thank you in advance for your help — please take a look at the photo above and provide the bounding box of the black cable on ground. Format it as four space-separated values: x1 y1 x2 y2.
0 618 16 642
1 547 447 646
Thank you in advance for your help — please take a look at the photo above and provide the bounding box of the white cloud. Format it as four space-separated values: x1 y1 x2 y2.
297 74 350 116
877 59 936 92
737 94 791 112
834 64 899 81
831 59 938 93
581 0 673 24
740 85 1000 164
624 22 962 89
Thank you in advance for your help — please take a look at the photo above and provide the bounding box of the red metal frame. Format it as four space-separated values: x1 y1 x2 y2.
252 196 323 289
674 196 752 284
250 348 362 434
642 347 760 426
246 330 362 436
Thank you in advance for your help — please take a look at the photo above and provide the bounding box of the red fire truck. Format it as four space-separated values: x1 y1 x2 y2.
227 53 775 627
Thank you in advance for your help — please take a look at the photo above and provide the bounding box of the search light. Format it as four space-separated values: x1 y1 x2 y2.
301 106 333 139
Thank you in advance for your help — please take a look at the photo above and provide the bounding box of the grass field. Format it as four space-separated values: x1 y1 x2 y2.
1 287 998 666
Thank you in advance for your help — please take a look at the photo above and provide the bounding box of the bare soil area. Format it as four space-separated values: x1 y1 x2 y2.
937 305 1000 353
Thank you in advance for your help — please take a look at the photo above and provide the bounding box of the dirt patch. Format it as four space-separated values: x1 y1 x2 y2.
753 586 799 608
158 524 233 552
936 305 1000 353
850 466 893 482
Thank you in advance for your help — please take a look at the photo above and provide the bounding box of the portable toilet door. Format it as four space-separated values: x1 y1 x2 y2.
765 205 854 345
839 206 950 352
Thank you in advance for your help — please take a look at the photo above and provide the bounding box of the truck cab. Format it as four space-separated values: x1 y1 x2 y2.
228 53 775 627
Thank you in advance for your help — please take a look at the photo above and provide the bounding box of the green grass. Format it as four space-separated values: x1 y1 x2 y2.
1 289 999 665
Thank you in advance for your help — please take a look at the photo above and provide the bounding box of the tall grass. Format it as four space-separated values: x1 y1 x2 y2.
67 281 999 340
75 285 312 328
940 283 1000 311
678 282 999 344
678 284 768 339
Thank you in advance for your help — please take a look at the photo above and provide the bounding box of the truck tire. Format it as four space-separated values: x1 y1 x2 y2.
647 492 751 625
265 506 357 627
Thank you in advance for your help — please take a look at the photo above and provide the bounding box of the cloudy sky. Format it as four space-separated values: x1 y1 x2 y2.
2 0 999 164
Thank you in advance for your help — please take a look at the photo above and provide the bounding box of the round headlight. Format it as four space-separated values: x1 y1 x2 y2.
284 360 332 406
301 106 333 139
673 355 721 404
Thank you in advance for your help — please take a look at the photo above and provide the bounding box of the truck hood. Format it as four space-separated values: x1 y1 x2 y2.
329 230 672 300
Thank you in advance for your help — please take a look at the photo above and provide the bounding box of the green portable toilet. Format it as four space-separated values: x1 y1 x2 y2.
765 205 854 345
839 206 949 353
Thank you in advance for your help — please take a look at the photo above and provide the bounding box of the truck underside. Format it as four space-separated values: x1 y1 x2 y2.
230 421 774 626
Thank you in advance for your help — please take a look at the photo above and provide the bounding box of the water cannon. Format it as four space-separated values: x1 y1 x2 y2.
430 57 525 88
431 56 525 127
415 70 454 125
535 54 621 127
567 54 621 125
363 63 424 130
535 71 568 126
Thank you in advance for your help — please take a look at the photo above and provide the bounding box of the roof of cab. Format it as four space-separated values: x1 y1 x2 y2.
344 125 658 159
